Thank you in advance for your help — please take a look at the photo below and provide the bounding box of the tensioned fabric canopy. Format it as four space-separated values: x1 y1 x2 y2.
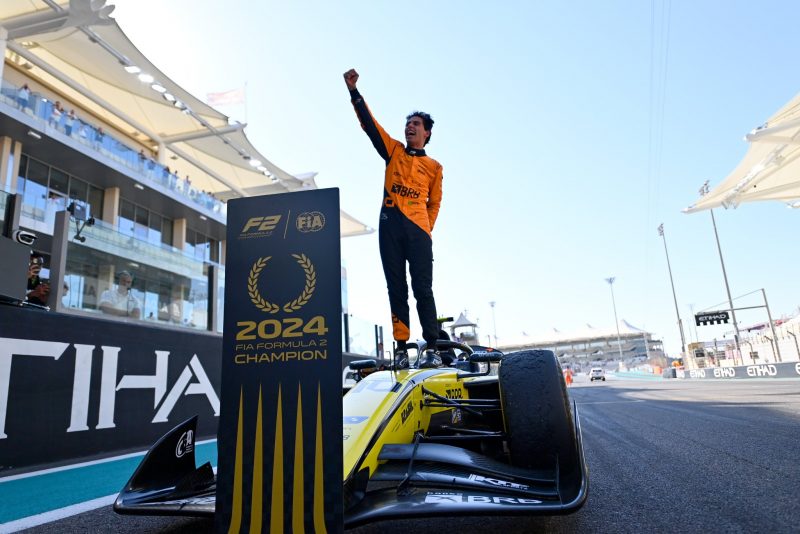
684 91 800 213
0 0 372 237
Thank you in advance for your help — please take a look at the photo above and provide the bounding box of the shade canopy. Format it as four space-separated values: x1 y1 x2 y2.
684 91 800 213
0 0 373 237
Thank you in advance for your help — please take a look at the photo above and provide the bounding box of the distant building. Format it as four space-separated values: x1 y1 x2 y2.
498 320 665 367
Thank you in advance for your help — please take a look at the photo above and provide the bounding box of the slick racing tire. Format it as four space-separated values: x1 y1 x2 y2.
499 350 580 484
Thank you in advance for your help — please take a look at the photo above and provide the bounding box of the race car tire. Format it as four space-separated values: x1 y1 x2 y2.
499 350 580 490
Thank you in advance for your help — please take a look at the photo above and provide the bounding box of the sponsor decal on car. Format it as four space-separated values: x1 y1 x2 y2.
343 416 368 424
468 474 529 490
175 429 194 458
424 492 542 505
150 496 216 506
450 408 463 425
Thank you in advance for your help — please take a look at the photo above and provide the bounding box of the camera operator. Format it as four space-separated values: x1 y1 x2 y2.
26 254 50 306
99 270 141 319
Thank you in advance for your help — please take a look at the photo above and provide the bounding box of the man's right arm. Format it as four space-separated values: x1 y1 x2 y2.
344 68 397 163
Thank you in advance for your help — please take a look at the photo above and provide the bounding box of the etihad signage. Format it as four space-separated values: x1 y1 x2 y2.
695 311 730 326
216 189 343 532
683 362 800 380
0 308 222 472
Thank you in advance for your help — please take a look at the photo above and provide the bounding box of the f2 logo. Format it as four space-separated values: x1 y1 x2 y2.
242 215 282 233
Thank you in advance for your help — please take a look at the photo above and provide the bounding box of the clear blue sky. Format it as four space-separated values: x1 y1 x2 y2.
113 0 800 355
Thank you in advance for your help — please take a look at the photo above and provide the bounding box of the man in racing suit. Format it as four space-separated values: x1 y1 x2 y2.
344 68 443 359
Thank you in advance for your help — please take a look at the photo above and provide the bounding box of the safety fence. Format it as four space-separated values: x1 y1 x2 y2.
678 362 800 380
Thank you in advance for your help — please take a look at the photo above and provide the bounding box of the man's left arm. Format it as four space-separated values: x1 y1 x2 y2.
427 165 443 231
128 295 142 319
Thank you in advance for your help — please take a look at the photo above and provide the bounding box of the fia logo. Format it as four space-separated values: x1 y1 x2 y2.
296 211 326 233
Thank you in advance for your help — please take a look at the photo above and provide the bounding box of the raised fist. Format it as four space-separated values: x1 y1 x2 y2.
343 68 359 90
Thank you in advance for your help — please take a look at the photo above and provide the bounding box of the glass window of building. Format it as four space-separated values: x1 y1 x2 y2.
19 157 49 221
88 185 104 219
119 199 135 236
118 198 173 248
15 154 104 225
48 168 69 196
148 213 162 247
134 204 148 241
186 228 218 263
68 176 88 203
161 217 173 247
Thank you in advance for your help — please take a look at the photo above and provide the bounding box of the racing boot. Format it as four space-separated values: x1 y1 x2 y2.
418 349 442 369
394 348 409 369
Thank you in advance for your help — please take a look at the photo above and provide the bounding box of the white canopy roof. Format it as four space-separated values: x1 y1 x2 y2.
450 312 477 329
0 0 372 237
684 91 800 213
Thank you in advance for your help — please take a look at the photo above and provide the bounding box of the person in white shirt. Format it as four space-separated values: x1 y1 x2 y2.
99 270 141 318
17 84 30 109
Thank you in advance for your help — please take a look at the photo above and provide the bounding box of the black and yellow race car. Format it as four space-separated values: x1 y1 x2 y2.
114 342 587 527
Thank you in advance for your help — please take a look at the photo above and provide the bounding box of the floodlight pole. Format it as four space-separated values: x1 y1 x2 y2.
787 331 800 360
700 181 742 365
688 303 698 343
657 224 687 357
489 301 498 348
604 277 624 361
761 288 782 362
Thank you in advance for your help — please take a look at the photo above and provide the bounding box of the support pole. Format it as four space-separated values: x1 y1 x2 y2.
761 288 782 363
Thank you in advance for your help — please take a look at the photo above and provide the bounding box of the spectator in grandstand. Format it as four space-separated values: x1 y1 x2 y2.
49 101 63 128
65 109 77 136
93 127 105 151
17 84 30 109
99 270 141 319
137 149 147 171
161 165 172 187
146 155 157 176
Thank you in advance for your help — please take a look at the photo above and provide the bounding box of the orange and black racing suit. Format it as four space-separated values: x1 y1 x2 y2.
350 88 443 350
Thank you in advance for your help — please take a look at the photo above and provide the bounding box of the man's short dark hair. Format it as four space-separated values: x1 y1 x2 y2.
406 111 434 145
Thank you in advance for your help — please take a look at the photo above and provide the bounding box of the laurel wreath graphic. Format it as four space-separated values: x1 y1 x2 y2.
247 254 316 314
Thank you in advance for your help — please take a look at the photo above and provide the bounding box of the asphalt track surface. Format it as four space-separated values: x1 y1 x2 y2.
14 375 800 533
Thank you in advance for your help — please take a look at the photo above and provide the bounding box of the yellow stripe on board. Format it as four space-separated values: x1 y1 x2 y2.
249 386 264 533
227 388 244 534
293 383 305 532
270 385 284 533
313 382 327 533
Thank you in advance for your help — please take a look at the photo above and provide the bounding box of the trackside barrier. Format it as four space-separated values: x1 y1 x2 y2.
614 371 663 380
678 362 800 380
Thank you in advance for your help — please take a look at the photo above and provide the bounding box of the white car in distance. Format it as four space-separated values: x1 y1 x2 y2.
589 368 606 382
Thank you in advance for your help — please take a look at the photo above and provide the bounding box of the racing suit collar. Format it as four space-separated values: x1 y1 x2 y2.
404 146 426 157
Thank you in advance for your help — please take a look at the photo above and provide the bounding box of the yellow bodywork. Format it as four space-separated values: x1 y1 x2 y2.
342 368 468 481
